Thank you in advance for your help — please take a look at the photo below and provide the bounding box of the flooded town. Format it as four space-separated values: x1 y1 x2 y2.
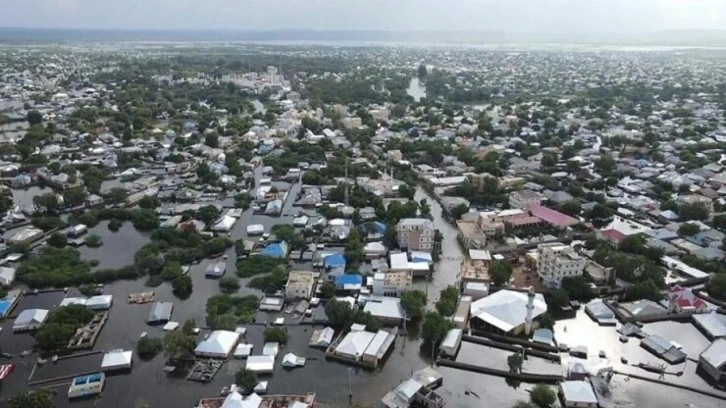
2 21 726 408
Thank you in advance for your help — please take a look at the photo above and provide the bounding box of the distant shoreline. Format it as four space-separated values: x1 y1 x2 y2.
2 27 726 48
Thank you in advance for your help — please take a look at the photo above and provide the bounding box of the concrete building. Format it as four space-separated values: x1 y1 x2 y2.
371 271 412 297
699 338 726 386
285 271 316 300
509 190 542 210
536 243 586 289
396 218 435 252
559 381 598 408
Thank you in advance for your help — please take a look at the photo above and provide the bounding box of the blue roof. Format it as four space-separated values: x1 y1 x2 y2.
335 275 363 285
0 299 11 317
261 243 286 258
324 254 346 267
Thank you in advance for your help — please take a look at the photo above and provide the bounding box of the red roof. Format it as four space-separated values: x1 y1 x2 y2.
670 286 706 310
530 205 579 228
601 229 626 244
0 364 14 381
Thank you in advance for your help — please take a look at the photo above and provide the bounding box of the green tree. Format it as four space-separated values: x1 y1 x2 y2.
9 389 54 408
421 311 452 347
160 262 183 281
205 133 219 148
108 188 128 205
400 289 427 320
558 201 581 217
537 313 555 330
263 327 288 345
172 274 193 299
163 327 196 361
344 228 365 268
417 64 428 79
85 234 102 248
512 401 535 408
319 280 336 299
678 223 701 236
507 352 523 373
561 276 592 300
137 336 163 360
449 203 470 220
435 285 459 316
26 110 43 125
708 273 726 300
490 260 513 286
47 232 67 248
679 202 709 221
530 384 556 408
199 205 220 225
138 196 160 209
219 275 241 294
548 289 570 310
235 368 259 393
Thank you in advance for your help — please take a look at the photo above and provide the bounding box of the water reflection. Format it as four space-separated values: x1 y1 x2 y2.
78 221 150 270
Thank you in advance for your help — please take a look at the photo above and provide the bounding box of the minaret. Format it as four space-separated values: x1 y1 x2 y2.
525 286 535 336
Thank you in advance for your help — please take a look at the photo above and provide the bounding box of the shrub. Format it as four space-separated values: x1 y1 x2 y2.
137 336 162 360
263 327 288 345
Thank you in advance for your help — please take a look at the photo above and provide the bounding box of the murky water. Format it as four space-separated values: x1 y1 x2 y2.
406 77 427 102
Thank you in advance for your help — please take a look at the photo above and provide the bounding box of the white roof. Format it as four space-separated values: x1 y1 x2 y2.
470 290 546 332
14 309 48 329
221 392 263 408
363 299 405 320
389 252 409 270
310 327 335 347
60 297 88 307
246 355 275 373
701 338 726 369
194 330 240 357
395 379 423 402
441 328 463 350
212 216 237 231
363 330 392 358
0 266 16 285
336 331 376 357
560 381 598 404
86 295 113 309
281 352 306 367
246 224 265 234
234 343 253 358
101 350 133 370
263 342 279 356
163 321 179 331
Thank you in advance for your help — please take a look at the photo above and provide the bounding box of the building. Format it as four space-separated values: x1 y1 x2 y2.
194 330 241 358
469 290 546 335
101 350 133 372
536 243 587 289
559 381 598 408
371 271 412 297
640 334 687 364
452 296 472 329
285 271 316 300
147 302 173 324
530 205 579 229
693 312 726 340
0 267 16 287
699 339 726 386
13 309 48 332
509 190 542 210
332 329 395 367
396 218 435 252
68 373 105 399
439 328 463 357
381 378 445 408
7 227 43 245
585 300 617 326
363 298 406 325
246 355 275 374
668 285 707 313
459 250 492 290
205 262 227 278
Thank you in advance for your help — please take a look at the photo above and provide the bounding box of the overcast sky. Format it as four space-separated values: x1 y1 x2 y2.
1 0 725 33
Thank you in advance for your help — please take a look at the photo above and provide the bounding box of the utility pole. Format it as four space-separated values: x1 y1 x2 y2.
344 158 349 206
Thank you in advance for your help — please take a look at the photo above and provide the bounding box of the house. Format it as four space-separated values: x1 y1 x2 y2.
559 381 598 408
363 298 406 325
194 330 240 358
0 266 16 287
13 309 48 331
439 328 463 357
147 302 173 324
509 190 542 210
309 327 335 349
396 218 435 252
323 254 347 276
335 274 363 292
693 312 726 340
261 242 288 258
699 339 726 386
530 205 579 229
371 271 412 297
333 329 395 367
668 285 707 313
285 271 316 300
585 300 617 326
101 350 133 372
381 378 445 408
535 243 587 289
640 334 687 364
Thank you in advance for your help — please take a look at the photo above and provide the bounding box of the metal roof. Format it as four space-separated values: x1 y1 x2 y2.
560 381 598 404
470 290 546 332
701 338 726 369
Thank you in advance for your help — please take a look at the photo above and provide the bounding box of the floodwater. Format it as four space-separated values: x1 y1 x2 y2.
79 221 150 270
252 100 266 114
406 77 427 102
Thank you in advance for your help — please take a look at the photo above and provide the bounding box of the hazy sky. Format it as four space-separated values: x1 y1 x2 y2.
2 0 725 32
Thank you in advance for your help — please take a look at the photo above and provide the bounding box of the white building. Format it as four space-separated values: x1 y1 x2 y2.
470 290 546 335
699 339 726 386
101 350 133 371
285 271 316 300
396 218 434 252
13 309 49 332
536 243 587 289
560 381 598 408
371 271 412 297
194 330 241 358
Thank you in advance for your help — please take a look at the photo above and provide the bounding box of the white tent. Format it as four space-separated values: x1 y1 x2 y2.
13 309 48 331
194 330 240 358
246 224 265 236
281 353 306 368
212 216 237 232
86 295 113 310
101 350 133 371
246 355 275 373
60 297 88 307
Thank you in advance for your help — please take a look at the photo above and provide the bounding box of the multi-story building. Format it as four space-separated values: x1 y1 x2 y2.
509 190 543 210
397 218 434 252
371 271 412 297
285 271 316 300
536 243 587 289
